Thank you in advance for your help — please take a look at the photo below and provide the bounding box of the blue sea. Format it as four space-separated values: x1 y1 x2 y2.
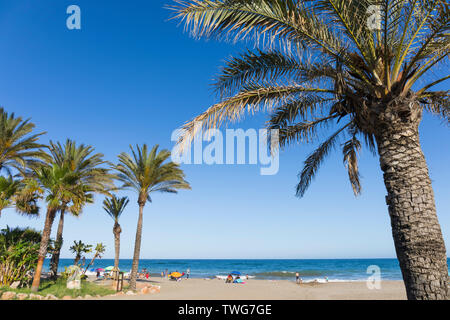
41 258 428 282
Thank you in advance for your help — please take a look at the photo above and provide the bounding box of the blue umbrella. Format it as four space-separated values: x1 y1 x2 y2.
231 271 241 275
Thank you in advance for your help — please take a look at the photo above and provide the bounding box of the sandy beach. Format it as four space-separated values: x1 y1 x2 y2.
95 278 407 300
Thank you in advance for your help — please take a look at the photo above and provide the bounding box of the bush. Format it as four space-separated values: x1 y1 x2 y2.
0 226 41 288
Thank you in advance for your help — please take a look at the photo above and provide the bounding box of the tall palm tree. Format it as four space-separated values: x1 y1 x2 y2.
48 140 115 279
30 163 84 291
0 108 47 174
30 141 114 291
103 195 129 270
115 144 191 290
171 0 450 299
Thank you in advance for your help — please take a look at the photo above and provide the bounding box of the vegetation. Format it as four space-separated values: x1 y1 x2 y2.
48 140 114 278
84 243 106 274
0 277 115 299
0 226 41 288
171 0 450 299
115 144 191 290
0 108 47 174
69 240 93 266
103 195 129 270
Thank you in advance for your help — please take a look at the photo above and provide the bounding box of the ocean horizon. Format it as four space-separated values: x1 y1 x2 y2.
42 258 450 282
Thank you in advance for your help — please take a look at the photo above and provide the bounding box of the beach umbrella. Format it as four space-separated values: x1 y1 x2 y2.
169 272 183 278
95 268 105 272
105 266 114 271
231 271 241 275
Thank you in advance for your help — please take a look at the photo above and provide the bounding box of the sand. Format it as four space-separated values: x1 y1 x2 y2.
96 278 407 300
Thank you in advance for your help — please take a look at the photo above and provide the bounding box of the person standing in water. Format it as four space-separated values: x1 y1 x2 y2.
295 272 300 284
187 268 190 279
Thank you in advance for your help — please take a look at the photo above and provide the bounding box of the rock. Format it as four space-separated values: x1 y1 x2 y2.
140 287 150 294
16 293 28 300
62 295 72 300
44 294 58 300
125 290 135 295
10 281 20 289
149 286 160 294
84 294 92 299
1 291 16 300
116 291 124 295
29 294 44 300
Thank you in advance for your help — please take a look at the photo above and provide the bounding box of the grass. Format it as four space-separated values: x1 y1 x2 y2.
0 278 115 299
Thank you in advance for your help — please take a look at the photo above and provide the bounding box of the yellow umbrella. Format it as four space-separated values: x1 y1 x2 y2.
169 272 183 278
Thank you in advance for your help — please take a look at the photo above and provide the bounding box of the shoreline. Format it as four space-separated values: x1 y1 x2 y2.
91 278 407 300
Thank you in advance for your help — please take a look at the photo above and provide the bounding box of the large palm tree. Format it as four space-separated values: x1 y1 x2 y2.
30 141 114 291
0 108 47 174
103 195 129 270
48 140 114 279
170 0 449 299
30 163 85 291
115 144 191 290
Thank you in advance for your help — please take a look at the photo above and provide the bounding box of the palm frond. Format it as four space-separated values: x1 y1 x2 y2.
296 122 350 197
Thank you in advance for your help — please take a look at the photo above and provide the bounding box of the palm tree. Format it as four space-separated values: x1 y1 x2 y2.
0 108 47 174
171 0 449 299
69 240 93 265
30 140 113 292
48 140 115 279
30 163 82 291
103 195 129 270
0 176 20 216
0 176 41 218
115 144 190 290
84 243 106 274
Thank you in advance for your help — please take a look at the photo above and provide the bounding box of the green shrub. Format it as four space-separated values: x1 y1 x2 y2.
0 226 41 288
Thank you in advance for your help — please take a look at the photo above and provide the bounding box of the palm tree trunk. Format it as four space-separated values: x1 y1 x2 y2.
113 223 121 270
375 113 448 300
31 207 57 292
129 204 144 291
50 209 65 279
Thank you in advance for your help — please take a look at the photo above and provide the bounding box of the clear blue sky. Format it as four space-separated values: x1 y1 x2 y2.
0 0 449 260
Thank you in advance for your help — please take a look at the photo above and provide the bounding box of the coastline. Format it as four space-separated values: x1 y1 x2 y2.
92 278 407 300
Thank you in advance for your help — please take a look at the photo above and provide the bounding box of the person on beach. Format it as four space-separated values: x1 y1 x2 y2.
187 268 190 279
165 269 169 278
296 272 300 284
226 274 233 283
161 271 164 278
146 272 149 280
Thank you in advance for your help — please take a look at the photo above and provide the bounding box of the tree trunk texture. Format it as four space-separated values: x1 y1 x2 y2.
375 104 448 300
113 222 122 270
31 207 56 292
50 210 65 279
129 204 144 291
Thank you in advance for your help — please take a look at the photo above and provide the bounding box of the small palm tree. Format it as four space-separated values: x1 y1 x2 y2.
171 0 450 299
69 240 93 265
48 140 115 279
84 243 106 274
115 144 191 290
103 195 129 270
0 108 47 174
